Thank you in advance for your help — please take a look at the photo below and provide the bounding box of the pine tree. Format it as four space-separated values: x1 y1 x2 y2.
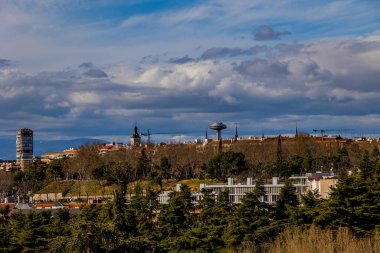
275 180 299 220
223 179 273 248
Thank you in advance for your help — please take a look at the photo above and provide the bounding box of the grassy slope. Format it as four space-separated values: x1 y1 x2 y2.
35 180 116 196
34 178 222 198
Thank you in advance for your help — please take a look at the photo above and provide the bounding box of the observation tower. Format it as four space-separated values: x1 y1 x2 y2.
209 122 227 141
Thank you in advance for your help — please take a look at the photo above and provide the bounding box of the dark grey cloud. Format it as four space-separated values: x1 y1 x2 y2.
253 25 291 41
78 62 93 68
274 43 303 54
140 55 161 65
200 46 269 60
0 59 14 68
348 41 380 53
169 56 195 64
84 69 108 78
201 48 246 59
236 59 290 78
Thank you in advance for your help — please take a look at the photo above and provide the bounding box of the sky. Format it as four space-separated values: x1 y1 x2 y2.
1 0 380 142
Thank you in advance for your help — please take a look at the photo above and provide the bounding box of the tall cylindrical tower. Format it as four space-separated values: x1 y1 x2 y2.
16 128 33 170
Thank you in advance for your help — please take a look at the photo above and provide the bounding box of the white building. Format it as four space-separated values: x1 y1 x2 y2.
157 176 310 205
199 176 309 204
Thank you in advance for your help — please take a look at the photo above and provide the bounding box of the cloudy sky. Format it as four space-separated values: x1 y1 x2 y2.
1 0 380 142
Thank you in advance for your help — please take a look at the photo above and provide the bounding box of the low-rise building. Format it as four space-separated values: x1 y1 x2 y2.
199 176 309 204
307 172 338 198
157 176 310 205
0 160 17 171
41 148 78 163
99 142 124 154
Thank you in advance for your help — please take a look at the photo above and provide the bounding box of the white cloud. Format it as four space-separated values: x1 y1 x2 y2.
120 14 155 28
98 108 154 116
329 88 380 101
160 5 212 24
69 92 102 105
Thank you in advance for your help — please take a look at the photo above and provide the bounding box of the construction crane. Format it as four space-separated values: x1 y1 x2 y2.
141 129 152 145
312 129 353 137
141 129 186 145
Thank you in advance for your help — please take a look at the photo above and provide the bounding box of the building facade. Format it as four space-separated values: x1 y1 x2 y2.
307 172 338 198
41 148 78 163
157 176 310 205
199 176 309 204
16 128 33 170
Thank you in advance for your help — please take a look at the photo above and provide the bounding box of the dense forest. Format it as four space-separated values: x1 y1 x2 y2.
1 137 380 252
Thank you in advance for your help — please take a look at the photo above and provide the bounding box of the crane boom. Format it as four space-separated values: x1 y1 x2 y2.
312 128 353 136
141 129 187 145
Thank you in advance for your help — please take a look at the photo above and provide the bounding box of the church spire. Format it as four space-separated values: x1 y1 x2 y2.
130 122 141 147
234 123 238 141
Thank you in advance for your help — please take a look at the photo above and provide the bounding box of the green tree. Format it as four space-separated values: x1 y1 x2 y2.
275 180 299 220
223 179 273 248
0 215 13 251
158 184 194 250
92 161 136 230
206 151 246 179
137 149 150 178
288 189 323 227
313 172 380 235
46 159 65 181
360 150 374 179
49 206 117 253
159 157 171 179
371 146 380 158
148 157 171 190
10 211 51 252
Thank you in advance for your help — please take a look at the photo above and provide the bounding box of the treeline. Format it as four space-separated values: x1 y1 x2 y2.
1 137 380 201
0 164 379 252
0 138 379 252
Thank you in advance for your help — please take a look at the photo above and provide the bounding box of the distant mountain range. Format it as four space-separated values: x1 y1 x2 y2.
0 138 108 160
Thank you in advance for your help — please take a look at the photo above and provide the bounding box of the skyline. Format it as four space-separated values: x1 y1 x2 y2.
1 0 380 141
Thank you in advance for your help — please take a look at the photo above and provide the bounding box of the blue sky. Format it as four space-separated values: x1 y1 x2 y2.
1 0 380 142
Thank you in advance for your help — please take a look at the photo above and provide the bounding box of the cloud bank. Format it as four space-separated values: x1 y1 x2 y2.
1 34 380 140
1 0 380 140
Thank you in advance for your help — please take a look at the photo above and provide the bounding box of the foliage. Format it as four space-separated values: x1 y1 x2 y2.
206 151 247 179
1 141 380 252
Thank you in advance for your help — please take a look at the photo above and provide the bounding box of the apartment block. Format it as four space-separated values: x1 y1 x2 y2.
16 128 33 170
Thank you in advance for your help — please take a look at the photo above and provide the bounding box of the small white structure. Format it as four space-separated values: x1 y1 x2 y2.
157 191 173 204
